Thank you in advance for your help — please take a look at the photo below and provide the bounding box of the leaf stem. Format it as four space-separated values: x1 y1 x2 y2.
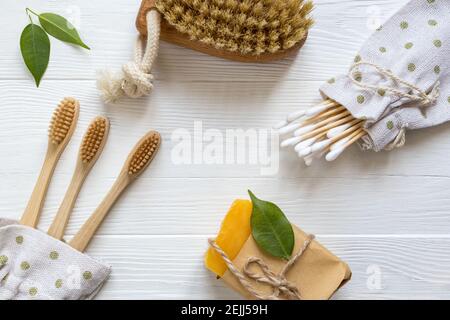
26 8 40 17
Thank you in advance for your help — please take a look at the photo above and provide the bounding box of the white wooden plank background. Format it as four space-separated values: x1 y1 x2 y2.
1 0 450 299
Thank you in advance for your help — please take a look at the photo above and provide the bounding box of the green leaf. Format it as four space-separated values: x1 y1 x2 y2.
20 23 50 87
248 190 295 260
39 13 90 49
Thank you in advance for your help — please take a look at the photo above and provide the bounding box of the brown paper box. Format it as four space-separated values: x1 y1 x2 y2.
221 226 351 300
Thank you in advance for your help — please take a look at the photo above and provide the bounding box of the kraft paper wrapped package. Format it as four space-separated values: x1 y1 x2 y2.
205 200 351 300
0 219 110 300
320 0 450 151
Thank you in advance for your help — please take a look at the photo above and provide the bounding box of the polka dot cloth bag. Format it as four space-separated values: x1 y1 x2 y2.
0 219 110 299
320 0 450 151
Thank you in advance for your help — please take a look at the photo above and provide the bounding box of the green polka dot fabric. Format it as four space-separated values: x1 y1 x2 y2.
320 0 450 152
0 219 111 300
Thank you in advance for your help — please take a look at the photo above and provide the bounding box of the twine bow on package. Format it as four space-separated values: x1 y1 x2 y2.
277 0 450 163
205 200 351 300
0 219 110 300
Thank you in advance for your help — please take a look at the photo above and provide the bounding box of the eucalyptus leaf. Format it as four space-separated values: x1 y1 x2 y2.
39 13 90 49
249 190 294 260
20 23 50 87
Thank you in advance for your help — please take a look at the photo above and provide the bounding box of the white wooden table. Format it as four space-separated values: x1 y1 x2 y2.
1 0 450 299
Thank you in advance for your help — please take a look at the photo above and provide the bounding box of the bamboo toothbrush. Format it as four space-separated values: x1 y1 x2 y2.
277 99 367 164
20 98 80 228
69 131 161 252
48 116 110 240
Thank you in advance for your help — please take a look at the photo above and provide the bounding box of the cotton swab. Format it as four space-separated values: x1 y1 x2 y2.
325 130 366 161
296 120 365 164
274 110 306 129
275 99 335 130
279 107 346 136
303 149 327 166
330 136 350 150
287 109 306 122
305 100 337 117
293 124 316 137
297 114 354 140
274 119 289 130
301 123 362 157
294 137 316 152
312 121 363 150
278 97 369 165
294 110 350 136
327 119 362 138
278 122 303 135
294 118 356 154
294 132 327 152
275 99 341 132
304 105 346 124
280 136 303 148
286 100 333 124
330 128 361 150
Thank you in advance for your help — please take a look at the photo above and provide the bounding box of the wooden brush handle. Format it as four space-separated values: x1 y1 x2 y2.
20 150 59 228
69 175 130 252
47 168 87 239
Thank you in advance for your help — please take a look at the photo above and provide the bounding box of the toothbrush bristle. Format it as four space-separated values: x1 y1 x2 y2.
81 117 108 163
48 97 78 145
128 131 161 176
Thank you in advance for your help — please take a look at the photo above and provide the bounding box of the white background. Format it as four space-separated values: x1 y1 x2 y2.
1 0 450 299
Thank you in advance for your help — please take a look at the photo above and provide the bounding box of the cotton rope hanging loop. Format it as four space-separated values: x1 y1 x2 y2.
97 10 161 103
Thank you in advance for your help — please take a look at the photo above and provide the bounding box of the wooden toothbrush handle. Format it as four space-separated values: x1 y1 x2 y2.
48 168 87 240
69 176 130 252
20 151 59 228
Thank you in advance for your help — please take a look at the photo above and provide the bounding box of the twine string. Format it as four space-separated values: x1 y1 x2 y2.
208 234 314 300
349 61 440 107
348 61 440 150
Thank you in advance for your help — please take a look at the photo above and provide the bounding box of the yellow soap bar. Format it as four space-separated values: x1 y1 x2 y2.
204 199 253 277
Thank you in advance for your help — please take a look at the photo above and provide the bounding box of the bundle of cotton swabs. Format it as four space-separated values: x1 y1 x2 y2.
274 99 366 165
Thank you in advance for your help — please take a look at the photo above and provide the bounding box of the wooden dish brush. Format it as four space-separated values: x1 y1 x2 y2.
98 0 314 102
137 0 313 62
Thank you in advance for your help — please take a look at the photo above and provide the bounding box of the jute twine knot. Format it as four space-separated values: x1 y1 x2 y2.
208 234 314 300
349 61 440 107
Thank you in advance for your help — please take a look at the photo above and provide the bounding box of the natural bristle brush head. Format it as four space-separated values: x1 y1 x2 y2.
49 97 79 145
80 116 110 164
157 0 313 56
127 131 161 176
137 0 314 61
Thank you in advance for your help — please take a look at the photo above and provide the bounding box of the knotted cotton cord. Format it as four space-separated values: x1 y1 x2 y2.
208 234 314 300
97 10 161 103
